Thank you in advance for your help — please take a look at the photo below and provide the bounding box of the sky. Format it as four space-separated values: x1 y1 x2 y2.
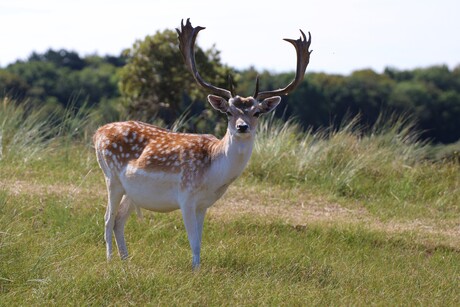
0 0 459 75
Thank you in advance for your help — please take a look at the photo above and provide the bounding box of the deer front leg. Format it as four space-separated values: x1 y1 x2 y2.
181 204 206 270
196 208 207 251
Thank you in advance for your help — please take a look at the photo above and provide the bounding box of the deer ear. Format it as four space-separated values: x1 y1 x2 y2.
259 96 281 114
207 95 229 113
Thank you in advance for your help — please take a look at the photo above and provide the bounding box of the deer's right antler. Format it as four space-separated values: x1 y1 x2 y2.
176 18 232 100
254 30 312 100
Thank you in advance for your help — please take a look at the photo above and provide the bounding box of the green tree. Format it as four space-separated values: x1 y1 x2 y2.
29 49 85 70
118 29 233 126
0 70 29 99
4 51 123 110
413 65 455 91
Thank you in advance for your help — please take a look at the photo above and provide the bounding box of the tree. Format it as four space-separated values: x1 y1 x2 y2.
118 29 233 126
413 65 455 92
29 49 86 70
3 50 124 110
0 70 29 99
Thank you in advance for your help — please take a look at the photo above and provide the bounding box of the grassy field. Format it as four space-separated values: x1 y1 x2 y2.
1 100 459 305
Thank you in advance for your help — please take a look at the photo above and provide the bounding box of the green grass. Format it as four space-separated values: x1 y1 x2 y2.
249 115 459 221
1 190 458 305
0 100 459 305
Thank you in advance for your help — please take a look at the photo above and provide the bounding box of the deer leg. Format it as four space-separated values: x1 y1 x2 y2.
114 196 135 260
196 208 207 250
104 177 124 260
181 204 202 270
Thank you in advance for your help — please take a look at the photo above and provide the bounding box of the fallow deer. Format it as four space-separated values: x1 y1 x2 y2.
93 19 312 269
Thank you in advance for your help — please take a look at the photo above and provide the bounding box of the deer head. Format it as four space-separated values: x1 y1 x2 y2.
176 18 312 138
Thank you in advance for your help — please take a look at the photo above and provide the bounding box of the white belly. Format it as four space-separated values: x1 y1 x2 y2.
119 165 181 212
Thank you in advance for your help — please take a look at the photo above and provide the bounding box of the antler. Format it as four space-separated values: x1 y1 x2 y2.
176 19 232 99
254 30 312 100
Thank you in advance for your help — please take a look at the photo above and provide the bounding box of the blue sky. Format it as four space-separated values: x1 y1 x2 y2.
1 0 459 74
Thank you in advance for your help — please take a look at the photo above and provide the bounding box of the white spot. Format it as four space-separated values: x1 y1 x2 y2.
139 135 145 142
119 146 123 152
112 143 118 149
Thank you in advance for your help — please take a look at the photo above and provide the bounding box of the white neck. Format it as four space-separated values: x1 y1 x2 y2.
208 129 255 188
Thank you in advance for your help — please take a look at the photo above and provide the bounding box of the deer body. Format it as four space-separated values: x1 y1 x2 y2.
95 120 254 212
94 19 311 269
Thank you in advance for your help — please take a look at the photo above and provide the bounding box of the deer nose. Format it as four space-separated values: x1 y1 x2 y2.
236 123 249 133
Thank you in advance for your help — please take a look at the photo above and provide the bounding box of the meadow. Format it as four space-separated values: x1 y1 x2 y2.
1 99 459 305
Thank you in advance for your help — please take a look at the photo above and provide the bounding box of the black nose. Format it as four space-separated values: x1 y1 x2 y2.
237 124 249 133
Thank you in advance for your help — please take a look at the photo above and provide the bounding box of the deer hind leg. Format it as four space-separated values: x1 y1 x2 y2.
114 196 136 260
104 177 125 260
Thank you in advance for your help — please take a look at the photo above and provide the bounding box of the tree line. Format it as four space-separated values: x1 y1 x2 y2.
1 29 459 143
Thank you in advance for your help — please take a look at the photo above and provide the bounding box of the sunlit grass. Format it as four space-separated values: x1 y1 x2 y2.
248 114 459 220
1 189 458 305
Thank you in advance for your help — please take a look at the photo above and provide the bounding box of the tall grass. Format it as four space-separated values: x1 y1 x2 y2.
1 98 458 221
0 97 96 163
248 114 459 219
0 98 55 163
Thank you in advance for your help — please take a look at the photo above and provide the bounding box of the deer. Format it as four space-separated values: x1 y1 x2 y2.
93 18 312 269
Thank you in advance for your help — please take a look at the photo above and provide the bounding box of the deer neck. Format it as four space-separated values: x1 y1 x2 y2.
209 129 255 185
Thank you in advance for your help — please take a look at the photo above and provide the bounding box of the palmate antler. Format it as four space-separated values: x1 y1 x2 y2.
176 18 312 101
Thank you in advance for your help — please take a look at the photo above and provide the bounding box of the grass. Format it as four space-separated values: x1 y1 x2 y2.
1 189 458 305
0 100 459 305
249 114 459 221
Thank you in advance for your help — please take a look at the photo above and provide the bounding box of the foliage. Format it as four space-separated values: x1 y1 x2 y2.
1 49 124 111
118 29 233 130
1 43 459 143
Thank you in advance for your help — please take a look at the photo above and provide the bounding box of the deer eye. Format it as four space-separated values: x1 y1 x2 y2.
253 111 261 118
